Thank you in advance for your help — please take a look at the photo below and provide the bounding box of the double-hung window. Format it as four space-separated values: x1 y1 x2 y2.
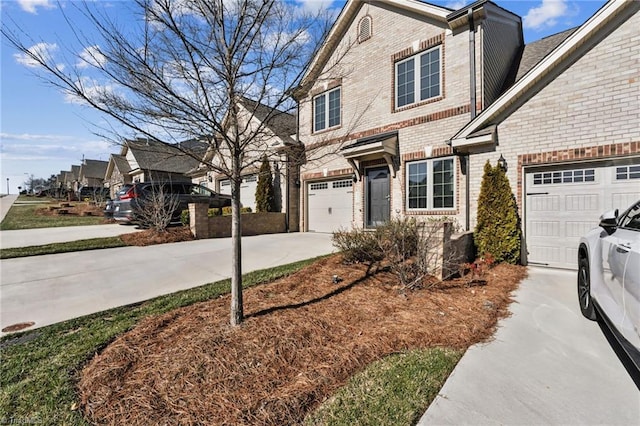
407 157 455 210
313 87 341 132
395 46 441 109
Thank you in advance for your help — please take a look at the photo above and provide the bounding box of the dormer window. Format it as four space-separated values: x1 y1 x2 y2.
395 45 441 109
358 15 372 43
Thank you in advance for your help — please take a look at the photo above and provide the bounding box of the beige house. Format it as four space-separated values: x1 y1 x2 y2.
295 0 521 232
104 154 132 198
189 97 300 227
294 0 639 269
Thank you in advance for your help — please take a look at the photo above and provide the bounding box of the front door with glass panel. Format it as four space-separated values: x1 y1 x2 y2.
366 167 390 227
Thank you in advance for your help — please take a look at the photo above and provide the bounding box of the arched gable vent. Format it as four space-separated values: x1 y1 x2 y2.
357 15 372 43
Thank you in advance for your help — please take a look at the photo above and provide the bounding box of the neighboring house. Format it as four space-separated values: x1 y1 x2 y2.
119 138 207 184
104 154 132 198
294 0 639 269
450 0 640 268
78 159 108 189
189 97 299 222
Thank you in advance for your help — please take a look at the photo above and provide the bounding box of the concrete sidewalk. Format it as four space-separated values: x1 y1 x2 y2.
1 232 334 335
418 267 639 425
0 194 18 222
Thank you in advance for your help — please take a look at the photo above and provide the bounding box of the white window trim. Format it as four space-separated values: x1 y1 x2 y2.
313 87 341 133
405 157 456 211
395 45 442 109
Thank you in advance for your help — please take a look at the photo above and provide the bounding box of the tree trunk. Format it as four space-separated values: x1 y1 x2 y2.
230 159 243 326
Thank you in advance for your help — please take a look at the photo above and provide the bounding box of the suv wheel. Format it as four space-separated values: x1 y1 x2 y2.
578 255 597 321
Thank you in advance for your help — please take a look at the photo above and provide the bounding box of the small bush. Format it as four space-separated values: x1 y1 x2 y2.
332 227 384 271
332 217 450 288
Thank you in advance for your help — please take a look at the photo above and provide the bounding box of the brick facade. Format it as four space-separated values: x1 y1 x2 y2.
466 10 640 229
298 1 479 231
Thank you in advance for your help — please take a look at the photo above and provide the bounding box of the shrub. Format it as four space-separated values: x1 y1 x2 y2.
255 156 276 212
332 217 451 288
474 161 521 264
332 227 384 273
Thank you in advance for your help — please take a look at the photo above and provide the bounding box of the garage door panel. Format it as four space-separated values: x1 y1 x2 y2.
612 192 640 209
526 162 639 269
565 193 599 211
565 221 595 238
529 195 560 212
529 220 560 237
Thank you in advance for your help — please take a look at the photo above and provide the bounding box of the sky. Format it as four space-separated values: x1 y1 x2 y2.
0 0 608 194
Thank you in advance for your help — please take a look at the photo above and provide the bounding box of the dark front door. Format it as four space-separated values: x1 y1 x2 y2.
366 167 390 227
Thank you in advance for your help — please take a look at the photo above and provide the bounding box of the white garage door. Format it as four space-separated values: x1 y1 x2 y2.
307 179 354 233
525 162 640 269
219 175 258 211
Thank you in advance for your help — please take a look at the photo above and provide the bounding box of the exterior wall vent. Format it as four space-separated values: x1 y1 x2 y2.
357 15 372 43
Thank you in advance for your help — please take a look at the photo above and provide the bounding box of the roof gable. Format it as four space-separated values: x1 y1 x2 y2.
80 159 109 180
297 0 451 96
125 138 207 174
238 97 296 143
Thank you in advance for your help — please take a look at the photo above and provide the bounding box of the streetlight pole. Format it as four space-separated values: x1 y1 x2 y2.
6 178 9 195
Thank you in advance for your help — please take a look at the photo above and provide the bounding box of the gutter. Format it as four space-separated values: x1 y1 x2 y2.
465 7 476 232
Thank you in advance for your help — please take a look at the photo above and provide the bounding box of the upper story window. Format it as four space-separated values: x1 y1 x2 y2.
406 157 455 210
395 46 441 109
313 87 341 133
357 15 372 43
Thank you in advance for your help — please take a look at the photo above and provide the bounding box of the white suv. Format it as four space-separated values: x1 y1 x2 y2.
578 199 640 369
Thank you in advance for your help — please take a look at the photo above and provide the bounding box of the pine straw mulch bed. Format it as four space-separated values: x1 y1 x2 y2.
36 202 106 218
119 227 195 246
78 255 527 425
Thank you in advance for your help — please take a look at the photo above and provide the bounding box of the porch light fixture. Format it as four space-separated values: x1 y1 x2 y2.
498 154 507 171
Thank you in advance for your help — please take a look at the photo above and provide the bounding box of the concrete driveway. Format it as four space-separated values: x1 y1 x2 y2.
419 267 639 425
1 232 334 335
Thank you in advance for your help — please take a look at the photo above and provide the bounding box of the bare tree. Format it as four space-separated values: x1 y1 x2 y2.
2 0 335 326
132 184 182 232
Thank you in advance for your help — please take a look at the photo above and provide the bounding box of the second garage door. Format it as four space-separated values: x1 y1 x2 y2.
307 179 354 233
219 175 258 211
525 162 640 269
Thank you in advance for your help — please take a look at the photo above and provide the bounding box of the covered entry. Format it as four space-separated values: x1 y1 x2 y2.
525 161 640 269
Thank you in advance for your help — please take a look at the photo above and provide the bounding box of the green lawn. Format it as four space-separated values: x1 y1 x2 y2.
0 237 127 259
304 349 462 425
0 203 105 230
